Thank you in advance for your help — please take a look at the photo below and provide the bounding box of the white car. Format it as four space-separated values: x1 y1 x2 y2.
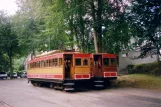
0 72 8 79
19 72 27 78
12 72 17 78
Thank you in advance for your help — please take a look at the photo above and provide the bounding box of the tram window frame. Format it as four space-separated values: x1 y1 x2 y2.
49 60 51 66
75 58 81 66
47 60 49 67
54 58 58 66
83 58 89 66
36 61 40 68
103 58 109 66
34 62 36 68
51 59 54 66
32 62 34 68
45 60 47 67
44 60 46 67
31 63 33 68
41 61 45 67
38 61 41 68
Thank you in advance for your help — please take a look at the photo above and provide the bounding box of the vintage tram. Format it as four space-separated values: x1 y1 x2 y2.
27 50 117 91
27 50 91 91
90 53 117 88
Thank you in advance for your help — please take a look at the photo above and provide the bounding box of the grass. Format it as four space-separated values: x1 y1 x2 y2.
112 74 161 91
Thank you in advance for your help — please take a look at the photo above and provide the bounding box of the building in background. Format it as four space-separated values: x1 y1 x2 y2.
118 50 160 74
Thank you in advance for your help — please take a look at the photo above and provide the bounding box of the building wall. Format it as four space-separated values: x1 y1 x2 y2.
119 51 157 73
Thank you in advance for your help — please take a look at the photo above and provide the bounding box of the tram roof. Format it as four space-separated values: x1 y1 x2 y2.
28 50 117 63
28 51 91 63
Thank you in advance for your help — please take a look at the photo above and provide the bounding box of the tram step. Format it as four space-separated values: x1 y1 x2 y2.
94 81 104 83
94 85 104 87
64 88 74 91
64 83 75 86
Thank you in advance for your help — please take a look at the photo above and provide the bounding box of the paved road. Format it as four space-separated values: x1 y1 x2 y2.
0 79 161 107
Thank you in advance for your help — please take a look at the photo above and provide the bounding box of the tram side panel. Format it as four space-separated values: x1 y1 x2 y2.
27 57 64 81
73 54 91 80
102 54 117 80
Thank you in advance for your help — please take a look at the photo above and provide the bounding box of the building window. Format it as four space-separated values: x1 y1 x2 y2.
122 53 128 58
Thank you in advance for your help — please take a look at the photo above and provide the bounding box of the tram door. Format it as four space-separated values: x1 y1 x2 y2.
93 55 103 77
64 54 73 79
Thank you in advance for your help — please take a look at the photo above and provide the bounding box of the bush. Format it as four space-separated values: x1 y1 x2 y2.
127 62 161 76
127 65 134 74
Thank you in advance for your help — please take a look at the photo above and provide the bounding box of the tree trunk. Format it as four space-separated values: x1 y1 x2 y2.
93 30 98 53
91 0 103 53
97 0 103 53
156 49 161 74
9 55 13 78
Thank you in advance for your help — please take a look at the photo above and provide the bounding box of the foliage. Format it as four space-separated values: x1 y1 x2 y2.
14 57 25 72
58 0 131 53
0 53 9 72
14 0 69 54
127 62 161 75
128 0 161 60
0 11 20 75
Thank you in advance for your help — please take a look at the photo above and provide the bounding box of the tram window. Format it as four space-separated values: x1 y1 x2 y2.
31 63 33 68
83 59 88 66
41 61 44 67
55 58 58 66
52 59 57 66
49 60 51 66
51 59 54 66
59 58 62 66
47 60 49 67
36 62 40 68
45 60 48 67
46 60 49 67
34 62 36 68
75 59 81 66
35 62 37 68
34 63 35 68
103 58 109 66
29 64 31 68
44 60 46 67
38 61 40 67
111 58 116 65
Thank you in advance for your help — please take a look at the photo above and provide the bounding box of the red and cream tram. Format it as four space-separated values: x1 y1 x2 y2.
90 53 117 87
27 50 91 91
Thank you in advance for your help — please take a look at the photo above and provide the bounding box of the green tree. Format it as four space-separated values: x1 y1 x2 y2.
0 11 20 76
129 0 161 72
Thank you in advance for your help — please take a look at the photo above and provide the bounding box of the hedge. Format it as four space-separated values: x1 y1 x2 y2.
127 62 161 76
